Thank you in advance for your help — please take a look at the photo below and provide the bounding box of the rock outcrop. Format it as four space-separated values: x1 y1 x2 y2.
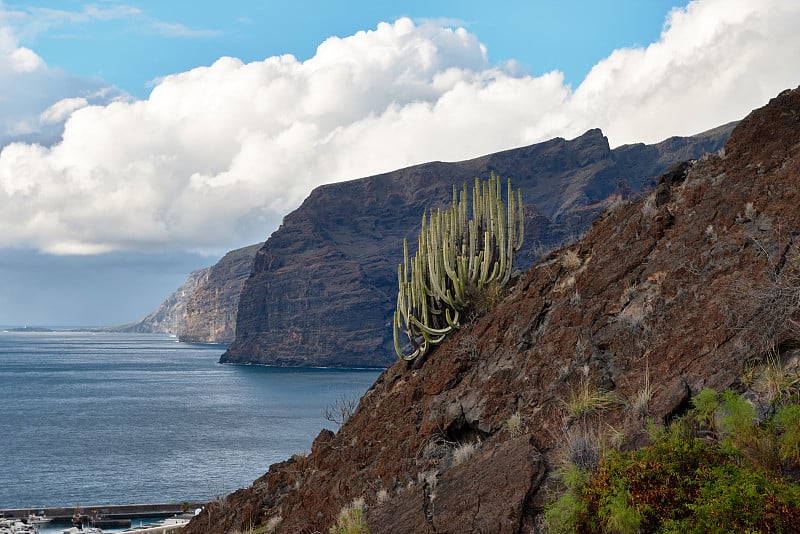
114 244 260 344
182 88 800 533
223 126 733 367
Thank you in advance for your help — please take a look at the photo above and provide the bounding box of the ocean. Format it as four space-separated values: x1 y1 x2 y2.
0 330 382 509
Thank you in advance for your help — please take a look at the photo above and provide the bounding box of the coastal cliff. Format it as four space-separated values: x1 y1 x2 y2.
179 244 261 344
114 244 259 343
183 87 800 532
222 126 732 367
113 267 208 336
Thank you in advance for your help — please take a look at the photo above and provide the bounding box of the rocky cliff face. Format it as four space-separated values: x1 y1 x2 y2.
115 244 259 344
223 126 732 367
179 244 261 344
114 267 208 335
182 87 800 533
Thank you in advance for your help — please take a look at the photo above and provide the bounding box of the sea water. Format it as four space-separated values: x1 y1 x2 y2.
0 331 382 509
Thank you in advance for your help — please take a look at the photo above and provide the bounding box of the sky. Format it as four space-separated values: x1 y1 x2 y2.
0 0 799 327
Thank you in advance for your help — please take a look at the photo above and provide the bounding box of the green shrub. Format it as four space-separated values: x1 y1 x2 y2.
598 489 642 534
715 389 757 439
775 404 800 464
690 387 719 425
544 489 588 534
545 389 800 533
683 464 800 533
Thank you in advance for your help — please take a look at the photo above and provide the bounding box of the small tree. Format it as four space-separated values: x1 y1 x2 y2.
393 173 524 360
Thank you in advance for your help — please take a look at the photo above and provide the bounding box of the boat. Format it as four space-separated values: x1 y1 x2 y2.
26 513 51 526
0 517 38 534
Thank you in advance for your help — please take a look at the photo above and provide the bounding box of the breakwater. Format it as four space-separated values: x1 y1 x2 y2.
0 502 205 523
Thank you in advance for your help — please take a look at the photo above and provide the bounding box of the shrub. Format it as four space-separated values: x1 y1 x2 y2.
543 464 591 534
774 404 800 464
545 389 800 533
598 489 642 534
690 387 720 426
324 392 359 427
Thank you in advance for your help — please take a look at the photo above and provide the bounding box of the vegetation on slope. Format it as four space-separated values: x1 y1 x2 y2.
546 381 800 533
393 173 524 360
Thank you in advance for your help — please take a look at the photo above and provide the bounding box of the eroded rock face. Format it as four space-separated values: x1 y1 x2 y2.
113 268 208 336
114 244 260 344
182 87 800 533
180 244 262 344
223 126 732 367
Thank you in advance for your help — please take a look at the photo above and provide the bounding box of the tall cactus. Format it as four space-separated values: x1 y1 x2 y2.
393 173 524 360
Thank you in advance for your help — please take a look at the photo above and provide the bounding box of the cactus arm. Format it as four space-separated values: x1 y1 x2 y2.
393 174 524 360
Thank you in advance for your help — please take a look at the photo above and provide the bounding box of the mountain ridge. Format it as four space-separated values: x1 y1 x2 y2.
223 125 732 367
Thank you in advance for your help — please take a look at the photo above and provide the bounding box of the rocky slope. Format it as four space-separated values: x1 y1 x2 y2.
223 125 733 367
114 244 259 343
182 87 800 533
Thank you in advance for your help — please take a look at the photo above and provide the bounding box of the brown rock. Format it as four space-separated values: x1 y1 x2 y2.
180 243 261 343
223 127 732 367
111 244 260 343
184 88 800 533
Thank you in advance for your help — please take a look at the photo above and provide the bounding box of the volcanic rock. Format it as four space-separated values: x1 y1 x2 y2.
182 87 800 533
224 126 732 367
114 244 260 343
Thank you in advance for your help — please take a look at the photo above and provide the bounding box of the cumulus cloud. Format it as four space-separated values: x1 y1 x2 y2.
40 97 89 124
0 0 799 256
0 23 125 147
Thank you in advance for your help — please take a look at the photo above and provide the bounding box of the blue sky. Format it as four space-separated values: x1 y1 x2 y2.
1 0 799 326
13 1 679 98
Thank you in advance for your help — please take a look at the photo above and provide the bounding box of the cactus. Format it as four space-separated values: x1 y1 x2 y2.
393 173 524 360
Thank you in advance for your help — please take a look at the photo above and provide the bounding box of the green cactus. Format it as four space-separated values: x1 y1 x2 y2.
393 173 524 360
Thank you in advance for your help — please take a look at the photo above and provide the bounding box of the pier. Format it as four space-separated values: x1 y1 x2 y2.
0 502 205 525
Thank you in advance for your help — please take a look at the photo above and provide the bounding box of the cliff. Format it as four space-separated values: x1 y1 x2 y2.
114 244 259 343
179 243 262 344
113 267 208 335
223 126 732 367
183 87 800 533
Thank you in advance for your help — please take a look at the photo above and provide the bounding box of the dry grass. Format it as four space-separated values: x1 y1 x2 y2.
452 441 479 466
744 201 757 221
565 380 621 423
504 410 524 437
375 488 390 505
329 497 368 534
755 350 800 403
262 516 282 534
641 194 657 220
558 425 617 473
631 363 653 418
739 255 800 355
561 249 582 272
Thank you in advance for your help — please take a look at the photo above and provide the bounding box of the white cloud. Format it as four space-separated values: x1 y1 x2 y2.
40 97 89 124
0 24 124 146
0 0 799 256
